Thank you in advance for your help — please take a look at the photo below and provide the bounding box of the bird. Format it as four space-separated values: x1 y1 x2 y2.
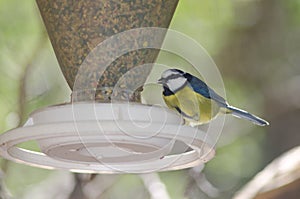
158 69 269 126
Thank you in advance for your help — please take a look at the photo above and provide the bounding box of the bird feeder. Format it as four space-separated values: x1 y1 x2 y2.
0 0 215 173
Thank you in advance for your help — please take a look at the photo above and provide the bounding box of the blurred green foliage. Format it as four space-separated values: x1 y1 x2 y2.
0 0 70 197
0 0 299 198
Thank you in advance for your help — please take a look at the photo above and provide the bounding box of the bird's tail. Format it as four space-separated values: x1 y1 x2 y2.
225 105 269 126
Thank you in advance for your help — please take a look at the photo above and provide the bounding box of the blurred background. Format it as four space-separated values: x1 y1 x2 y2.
0 0 300 198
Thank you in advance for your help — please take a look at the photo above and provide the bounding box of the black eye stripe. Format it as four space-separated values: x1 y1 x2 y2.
166 74 182 80
170 69 184 74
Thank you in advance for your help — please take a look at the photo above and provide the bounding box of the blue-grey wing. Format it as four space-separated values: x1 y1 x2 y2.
185 73 228 107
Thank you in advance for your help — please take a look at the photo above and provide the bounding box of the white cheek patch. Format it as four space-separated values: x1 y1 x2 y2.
167 78 187 92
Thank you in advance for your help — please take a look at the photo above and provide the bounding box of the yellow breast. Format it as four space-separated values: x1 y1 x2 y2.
163 86 220 125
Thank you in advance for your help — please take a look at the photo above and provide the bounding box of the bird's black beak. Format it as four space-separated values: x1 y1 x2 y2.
157 78 164 84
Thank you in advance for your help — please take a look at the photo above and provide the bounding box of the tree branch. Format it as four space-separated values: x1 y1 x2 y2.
233 146 300 199
140 173 171 199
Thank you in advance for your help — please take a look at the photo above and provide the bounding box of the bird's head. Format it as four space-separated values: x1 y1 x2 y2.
158 69 188 92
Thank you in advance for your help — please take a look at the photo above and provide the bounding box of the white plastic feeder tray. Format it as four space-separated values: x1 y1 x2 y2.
0 103 215 173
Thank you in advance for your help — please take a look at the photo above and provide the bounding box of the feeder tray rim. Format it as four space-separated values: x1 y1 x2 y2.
0 102 215 173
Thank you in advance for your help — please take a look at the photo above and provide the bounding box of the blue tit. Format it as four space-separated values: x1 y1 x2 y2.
158 69 269 126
